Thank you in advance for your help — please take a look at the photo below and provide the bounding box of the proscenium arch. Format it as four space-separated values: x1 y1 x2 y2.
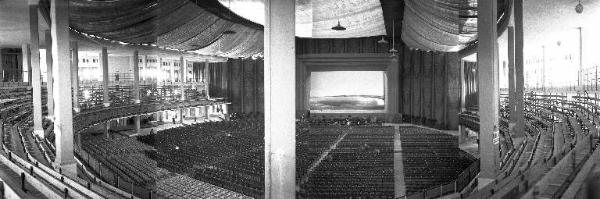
296 53 399 117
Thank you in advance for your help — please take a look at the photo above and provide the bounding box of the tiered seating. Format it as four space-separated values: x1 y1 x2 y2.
156 114 264 198
306 116 384 126
300 126 395 199
81 135 159 186
155 173 251 199
295 125 344 183
399 127 473 193
462 94 600 199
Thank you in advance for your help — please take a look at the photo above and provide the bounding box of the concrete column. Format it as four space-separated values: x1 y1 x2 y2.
514 0 526 141
0 48 3 81
70 41 80 113
25 45 32 83
105 122 110 139
264 0 296 197
45 30 54 120
180 56 185 101
179 109 184 123
158 57 163 83
28 1 44 137
204 60 210 98
132 51 140 104
458 125 467 144
134 116 140 134
143 55 148 82
387 58 399 122
477 0 499 188
170 60 175 83
204 106 209 118
22 44 30 84
0 119 4 144
508 27 516 126
101 47 110 107
50 0 76 173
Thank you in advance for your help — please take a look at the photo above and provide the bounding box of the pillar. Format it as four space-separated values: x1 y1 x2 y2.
0 119 4 144
387 57 399 122
70 41 80 112
143 55 148 82
134 116 140 134
508 26 516 127
477 0 499 188
170 60 175 83
458 125 467 144
514 0 526 143
26 45 32 83
132 51 140 104
180 56 185 101
105 122 110 139
264 0 296 197
158 57 163 83
101 47 110 107
0 48 3 81
28 0 44 137
204 106 209 118
578 27 583 87
45 30 54 120
179 109 184 123
22 44 30 83
50 0 76 173
204 60 210 98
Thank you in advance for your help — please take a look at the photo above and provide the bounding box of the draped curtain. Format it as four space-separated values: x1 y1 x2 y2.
66 0 264 58
402 0 511 52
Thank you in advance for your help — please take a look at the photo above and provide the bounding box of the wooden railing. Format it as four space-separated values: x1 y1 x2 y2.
395 159 480 199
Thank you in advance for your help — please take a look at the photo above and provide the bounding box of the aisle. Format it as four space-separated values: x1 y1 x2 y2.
393 125 407 197
300 130 350 184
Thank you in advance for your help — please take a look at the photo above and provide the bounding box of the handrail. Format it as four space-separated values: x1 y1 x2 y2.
394 159 480 199
10 127 105 199
0 176 23 199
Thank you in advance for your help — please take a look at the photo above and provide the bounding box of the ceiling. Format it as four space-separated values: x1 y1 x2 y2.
217 0 387 38
1 0 597 60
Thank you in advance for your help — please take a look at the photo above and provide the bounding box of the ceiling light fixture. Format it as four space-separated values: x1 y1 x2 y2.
377 35 388 44
332 20 346 31
575 0 584 14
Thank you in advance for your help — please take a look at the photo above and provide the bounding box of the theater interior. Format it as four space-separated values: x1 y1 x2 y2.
1 0 600 198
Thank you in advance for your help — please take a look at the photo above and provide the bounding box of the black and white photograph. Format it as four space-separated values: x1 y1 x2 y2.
1 0 600 198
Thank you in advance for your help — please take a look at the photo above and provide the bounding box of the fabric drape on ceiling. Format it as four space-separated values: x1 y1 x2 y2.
217 0 387 38
68 0 263 58
402 0 512 52
401 0 475 52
